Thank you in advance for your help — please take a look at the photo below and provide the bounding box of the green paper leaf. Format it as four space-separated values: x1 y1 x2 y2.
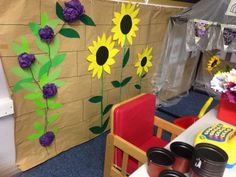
41 12 48 27
89 117 109 134
47 113 59 125
21 36 30 53
89 96 103 103
141 73 147 79
134 84 141 90
121 76 132 87
103 104 113 116
52 54 66 67
12 78 33 92
36 55 48 64
38 54 65 79
48 100 62 109
24 92 42 100
79 14 96 26
11 67 31 79
56 2 65 22
34 121 44 134
52 127 59 134
59 28 80 38
38 62 50 79
27 133 42 140
34 99 46 109
54 80 65 87
35 109 45 118
50 37 60 59
11 43 24 55
21 83 39 92
35 37 48 53
39 74 49 88
122 48 130 68
47 19 59 29
29 22 40 36
111 80 121 88
48 67 61 82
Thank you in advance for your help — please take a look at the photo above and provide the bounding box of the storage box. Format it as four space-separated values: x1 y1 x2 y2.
217 94 236 126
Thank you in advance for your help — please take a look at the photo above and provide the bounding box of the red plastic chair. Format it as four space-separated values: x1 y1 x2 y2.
173 97 213 129
103 94 184 177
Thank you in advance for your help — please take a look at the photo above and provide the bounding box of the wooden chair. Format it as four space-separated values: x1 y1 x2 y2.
103 94 184 177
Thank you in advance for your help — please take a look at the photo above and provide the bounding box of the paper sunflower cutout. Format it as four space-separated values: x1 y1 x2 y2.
112 3 140 47
207 56 221 71
87 34 119 79
135 47 153 77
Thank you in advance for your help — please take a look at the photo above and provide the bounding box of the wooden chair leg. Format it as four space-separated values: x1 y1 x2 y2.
103 134 114 177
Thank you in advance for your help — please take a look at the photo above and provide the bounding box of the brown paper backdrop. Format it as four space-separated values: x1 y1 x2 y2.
0 0 181 171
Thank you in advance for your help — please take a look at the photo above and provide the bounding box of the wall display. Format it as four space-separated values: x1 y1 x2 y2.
0 0 177 171
111 3 140 101
134 47 153 93
11 0 95 149
87 34 118 134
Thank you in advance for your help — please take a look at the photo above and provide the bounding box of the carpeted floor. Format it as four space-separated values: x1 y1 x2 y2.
20 90 219 177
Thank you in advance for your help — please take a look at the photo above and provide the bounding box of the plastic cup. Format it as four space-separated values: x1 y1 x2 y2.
170 141 194 173
147 147 175 177
159 170 187 177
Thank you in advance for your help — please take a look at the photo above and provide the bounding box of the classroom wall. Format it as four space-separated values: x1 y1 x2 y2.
0 0 182 171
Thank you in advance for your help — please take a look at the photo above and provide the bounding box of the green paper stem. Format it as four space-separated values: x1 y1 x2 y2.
100 69 104 127
29 67 48 133
139 74 142 94
44 99 49 132
29 67 42 91
55 23 66 37
119 35 127 102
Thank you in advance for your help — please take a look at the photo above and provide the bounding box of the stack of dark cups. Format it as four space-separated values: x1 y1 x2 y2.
146 142 228 177
147 141 194 177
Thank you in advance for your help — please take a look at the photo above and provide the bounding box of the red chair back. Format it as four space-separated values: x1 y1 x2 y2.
113 94 156 147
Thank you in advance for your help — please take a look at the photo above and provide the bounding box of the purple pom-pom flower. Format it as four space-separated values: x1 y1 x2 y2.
63 0 85 22
223 28 236 46
18 52 35 69
39 131 55 147
42 83 58 99
39 25 55 43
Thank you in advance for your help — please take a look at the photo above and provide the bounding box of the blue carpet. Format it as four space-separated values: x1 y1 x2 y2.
159 90 219 118
20 132 108 177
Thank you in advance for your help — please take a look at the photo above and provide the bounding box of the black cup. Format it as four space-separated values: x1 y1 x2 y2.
147 147 175 177
191 143 228 177
159 170 187 177
170 141 194 173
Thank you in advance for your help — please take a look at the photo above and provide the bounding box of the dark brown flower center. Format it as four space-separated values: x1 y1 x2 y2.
211 60 218 68
120 15 132 35
96 46 109 66
141 57 147 67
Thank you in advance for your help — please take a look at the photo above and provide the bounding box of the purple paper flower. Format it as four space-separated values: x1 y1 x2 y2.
223 28 236 46
42 83 57 99
39 25 55 43
39 131 55 147
18 53 35 69
225 82 236 104
195 22 208 38
63 0 85 22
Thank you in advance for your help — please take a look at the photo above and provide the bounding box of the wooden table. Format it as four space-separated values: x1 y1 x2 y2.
130 109 236 177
